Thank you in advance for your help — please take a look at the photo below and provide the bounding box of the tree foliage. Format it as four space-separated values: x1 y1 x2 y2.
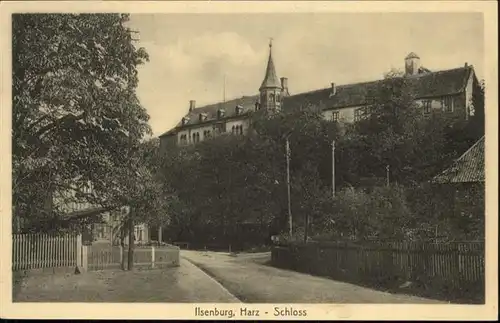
12 14 161 232
162 70 485 244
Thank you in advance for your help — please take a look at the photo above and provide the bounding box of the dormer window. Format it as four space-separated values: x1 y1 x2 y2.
235 105 244 115
181 117 190 125
199 113 208 122
217 109 225 119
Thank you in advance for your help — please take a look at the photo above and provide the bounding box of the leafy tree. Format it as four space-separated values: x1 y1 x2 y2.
12 14 150 232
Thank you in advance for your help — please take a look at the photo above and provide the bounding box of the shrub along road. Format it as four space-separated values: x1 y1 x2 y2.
181 250 447 304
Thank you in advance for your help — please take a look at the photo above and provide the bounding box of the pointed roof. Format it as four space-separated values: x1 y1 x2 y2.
259 40 281 90
406 52 420 59
432 136 485 184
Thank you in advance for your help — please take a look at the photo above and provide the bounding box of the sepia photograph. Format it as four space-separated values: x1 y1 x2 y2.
1 1 497 321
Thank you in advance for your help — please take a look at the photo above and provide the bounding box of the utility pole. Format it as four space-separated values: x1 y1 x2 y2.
223 74 226 104
332 140 336 198
286 137 292 238
386 164 390 187
126 29 140 271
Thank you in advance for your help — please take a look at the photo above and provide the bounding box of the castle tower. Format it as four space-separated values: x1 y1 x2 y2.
259 39 283 112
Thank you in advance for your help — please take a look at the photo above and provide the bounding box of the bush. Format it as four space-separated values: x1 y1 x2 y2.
310 185 414 240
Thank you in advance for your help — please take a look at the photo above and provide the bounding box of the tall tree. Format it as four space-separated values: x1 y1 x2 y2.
12 14 150 232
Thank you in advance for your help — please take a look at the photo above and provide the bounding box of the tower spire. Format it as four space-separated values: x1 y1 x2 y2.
260 38 281 91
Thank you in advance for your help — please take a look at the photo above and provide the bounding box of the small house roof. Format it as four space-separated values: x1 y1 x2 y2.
432 136 485 184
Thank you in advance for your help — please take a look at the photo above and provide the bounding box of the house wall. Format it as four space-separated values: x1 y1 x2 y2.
52 182 94 214
323 106 361 123
322 94 469 124
226 118 250 135
414 98 443 111
464 70 475 120
168 117 251 148
176 123 215 145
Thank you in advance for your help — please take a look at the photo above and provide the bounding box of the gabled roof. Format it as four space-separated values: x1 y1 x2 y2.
432 136 485 184
283 66 474 111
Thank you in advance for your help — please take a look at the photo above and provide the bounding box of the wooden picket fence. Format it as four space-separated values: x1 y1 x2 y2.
12 233 80 271
86 245 180 271
272 240 485 301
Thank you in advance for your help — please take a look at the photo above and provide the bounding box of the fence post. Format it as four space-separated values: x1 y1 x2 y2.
76 234 82 269
151 246 155 268
82 245 88 272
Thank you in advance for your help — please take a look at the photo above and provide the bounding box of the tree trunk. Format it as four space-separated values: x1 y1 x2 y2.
127 210 134 270
304 213 309 243
120 235 126 271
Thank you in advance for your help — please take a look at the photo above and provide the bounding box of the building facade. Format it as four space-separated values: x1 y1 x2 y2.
52 183 151 245
159 43 481 153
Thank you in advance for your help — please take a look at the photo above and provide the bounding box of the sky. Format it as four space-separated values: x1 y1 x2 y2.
128 13 484 137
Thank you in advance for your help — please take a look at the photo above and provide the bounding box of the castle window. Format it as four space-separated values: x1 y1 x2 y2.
192 132 200 143
269 93 275 102
231 125 235 134
354 106 372 122
332 111 340 122
441 96 454 112
238 125 243 135
469 104 475 117
423 100 431 114
214 123 225 134
354 108 364 122
180 134 187 145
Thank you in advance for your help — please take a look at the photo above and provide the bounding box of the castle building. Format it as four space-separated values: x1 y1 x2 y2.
159 42 481 153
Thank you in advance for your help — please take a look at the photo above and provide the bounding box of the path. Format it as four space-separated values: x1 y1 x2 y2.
13 258 239 302
181 250 448 304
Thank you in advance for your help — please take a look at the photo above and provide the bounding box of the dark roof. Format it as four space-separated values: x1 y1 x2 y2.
260 45 281 90
159 65 473 137
406 52 420 59
283 66 474 111
159 95 259 137
432 136 485 184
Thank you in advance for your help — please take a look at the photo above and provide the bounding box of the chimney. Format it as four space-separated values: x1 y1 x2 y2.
405 52 420 76
464 62 468 68
330 83 337 96
281 77 289 93
235 105 243 115
189 100 196 112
